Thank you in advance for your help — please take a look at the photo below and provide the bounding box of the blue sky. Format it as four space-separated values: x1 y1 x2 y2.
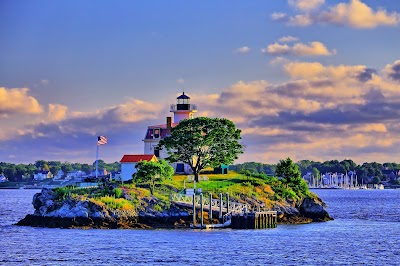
1 0 400 165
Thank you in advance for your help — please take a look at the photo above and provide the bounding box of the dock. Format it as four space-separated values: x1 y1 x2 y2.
171 192 277 230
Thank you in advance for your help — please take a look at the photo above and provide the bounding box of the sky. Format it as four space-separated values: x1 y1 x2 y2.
1 0 400 165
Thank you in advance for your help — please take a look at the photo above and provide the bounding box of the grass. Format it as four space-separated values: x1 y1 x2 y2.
89 196 134 210
50 171 313 211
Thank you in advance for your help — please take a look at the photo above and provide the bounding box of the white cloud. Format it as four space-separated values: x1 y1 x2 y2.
288 0 325 11
271 12 288 21
235 46 251 54
382 60 400 82
288 14 314 26
278 36 299 43
47 104 68 122
270 57 289 65
263 41 334 56
0 87 43 116
107 98 162 123
276 0 400 28
319 0 400 28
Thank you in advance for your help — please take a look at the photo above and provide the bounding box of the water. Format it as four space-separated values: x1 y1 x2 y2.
0 189 399 265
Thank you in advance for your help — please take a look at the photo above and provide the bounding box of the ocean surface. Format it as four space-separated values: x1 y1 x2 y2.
0 189 399 266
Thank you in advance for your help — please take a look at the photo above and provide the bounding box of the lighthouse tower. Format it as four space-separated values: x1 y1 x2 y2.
170 92 197 123
141 92 197 174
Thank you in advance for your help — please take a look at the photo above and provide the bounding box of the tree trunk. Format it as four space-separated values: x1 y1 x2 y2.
150 179 155 195
194 172 199 183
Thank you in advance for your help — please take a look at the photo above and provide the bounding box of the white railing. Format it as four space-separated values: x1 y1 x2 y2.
171 193 250 214
170 104 197 112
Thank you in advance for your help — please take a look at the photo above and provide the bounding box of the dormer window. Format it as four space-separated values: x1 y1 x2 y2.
153 128 160 139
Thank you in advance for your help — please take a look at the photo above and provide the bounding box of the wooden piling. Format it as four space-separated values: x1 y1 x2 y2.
219 193 223 222
209 193 212 224
200 193 203 228
192 194 196 226
231 211 277 229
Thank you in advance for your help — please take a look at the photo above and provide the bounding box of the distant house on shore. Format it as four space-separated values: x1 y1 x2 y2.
33 171 53 181
53 170 65 180
120 154 158 182
67 170 86 179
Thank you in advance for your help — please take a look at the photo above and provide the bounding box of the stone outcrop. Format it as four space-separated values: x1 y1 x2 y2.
17 188 332 229
17 188 192 229
299 197 332 222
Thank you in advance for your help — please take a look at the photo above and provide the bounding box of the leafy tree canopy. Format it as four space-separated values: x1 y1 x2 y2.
135 160 174 194
276 157 310 198
158 117 243 182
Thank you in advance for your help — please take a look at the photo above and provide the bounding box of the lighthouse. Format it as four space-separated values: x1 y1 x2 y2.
170 92 197 123
142 92 197 174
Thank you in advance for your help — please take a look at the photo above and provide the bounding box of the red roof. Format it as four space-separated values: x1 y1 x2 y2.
120 154 157 163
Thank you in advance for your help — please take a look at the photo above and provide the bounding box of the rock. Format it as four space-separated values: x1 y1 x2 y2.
18 188 332 229
33 188 56 215
299 197 333 222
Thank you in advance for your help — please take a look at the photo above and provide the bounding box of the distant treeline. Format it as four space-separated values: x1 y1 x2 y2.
0 160 120 182
230 160 400 183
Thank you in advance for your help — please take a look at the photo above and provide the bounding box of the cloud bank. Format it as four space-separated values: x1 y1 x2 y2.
2 59 400 164
273 0 400 29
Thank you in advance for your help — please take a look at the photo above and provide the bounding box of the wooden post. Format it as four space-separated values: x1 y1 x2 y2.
219 193 223 221
209 192 212 224
200 193 204 228
192 194 196 226
226 192 229 213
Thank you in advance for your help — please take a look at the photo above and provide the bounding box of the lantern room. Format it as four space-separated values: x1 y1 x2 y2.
170 92 197 123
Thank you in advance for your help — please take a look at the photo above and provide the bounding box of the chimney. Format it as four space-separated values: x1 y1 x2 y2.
166 117 172 136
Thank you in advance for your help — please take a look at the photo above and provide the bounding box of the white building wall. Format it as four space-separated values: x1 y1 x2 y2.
174 112 190 123
121 163 138 182
144 140 169 159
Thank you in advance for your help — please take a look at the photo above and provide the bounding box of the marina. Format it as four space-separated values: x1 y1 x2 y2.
303 172 385 190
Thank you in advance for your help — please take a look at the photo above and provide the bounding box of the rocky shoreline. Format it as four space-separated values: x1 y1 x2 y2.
16 188 332 229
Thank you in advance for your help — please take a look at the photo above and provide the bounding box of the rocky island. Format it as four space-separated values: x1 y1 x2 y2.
17 170 332 229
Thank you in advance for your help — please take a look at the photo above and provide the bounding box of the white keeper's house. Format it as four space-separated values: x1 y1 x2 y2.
120 92 197 181
119 154 158 182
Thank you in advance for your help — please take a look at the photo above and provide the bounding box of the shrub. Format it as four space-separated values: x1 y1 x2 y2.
91 195 135 210
114 188 123 198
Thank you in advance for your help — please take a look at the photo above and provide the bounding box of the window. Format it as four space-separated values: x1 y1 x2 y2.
154 147 160 157
153 128 160 138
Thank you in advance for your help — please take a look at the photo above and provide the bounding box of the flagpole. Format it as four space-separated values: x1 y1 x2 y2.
96 142 99 180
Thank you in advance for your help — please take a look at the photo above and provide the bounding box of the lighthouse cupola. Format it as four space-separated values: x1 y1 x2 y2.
170 92 197 123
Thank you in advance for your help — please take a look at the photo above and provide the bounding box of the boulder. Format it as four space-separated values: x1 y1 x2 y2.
299 197 333 222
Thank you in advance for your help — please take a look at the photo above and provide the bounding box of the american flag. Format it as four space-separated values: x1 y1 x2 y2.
97 136 107 146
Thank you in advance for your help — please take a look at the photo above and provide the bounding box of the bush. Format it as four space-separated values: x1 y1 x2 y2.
114 188 123 198
54 186 71 200
92 195 134 210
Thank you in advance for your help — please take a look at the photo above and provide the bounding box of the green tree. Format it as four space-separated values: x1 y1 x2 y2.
49 165 61 176
35 160 47 169
61 163 73 174
81 164 92 174
93 159 106 170
135 160 174 194
276 158 301 182
276 157 309 198
158 117 243 182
